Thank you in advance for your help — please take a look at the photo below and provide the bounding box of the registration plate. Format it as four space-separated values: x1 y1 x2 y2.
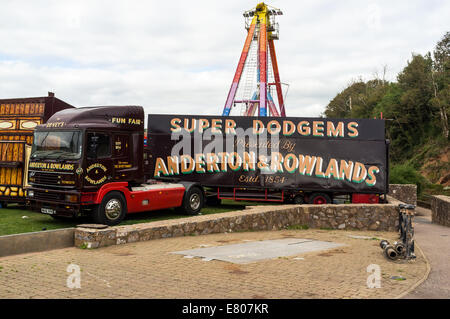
41 208 56 215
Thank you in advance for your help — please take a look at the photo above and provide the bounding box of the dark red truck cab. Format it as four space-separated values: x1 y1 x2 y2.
26 106 204 225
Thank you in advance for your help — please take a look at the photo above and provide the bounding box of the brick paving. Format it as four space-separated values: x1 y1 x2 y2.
0 229 427 299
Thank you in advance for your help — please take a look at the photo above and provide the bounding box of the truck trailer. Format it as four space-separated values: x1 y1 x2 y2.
147 114 389 205
0 93 73 207
26 105 389 225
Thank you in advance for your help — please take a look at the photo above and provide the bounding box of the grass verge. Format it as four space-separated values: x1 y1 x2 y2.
0 200 272 236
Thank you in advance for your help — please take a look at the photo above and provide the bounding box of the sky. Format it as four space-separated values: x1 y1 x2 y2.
0 0 449 118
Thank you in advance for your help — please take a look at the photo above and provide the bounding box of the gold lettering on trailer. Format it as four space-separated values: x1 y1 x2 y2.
153 151 381 187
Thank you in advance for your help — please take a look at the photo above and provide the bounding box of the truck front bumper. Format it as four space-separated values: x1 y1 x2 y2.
27 187 82 217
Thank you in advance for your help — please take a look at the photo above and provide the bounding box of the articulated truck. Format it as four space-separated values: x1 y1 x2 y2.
26 105 389 225
0 93 73 207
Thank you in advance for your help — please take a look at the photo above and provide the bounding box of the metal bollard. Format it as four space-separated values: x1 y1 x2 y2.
381 204 416 261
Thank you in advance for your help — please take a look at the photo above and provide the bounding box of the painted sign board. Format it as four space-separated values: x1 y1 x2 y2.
146 115 388 194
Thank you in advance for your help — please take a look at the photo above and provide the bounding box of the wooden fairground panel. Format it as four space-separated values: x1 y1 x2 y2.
0 94 73 205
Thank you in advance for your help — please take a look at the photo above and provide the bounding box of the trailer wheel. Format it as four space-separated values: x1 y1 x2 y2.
93 191 127 226
293 195 304 204
309 193 331 205
206 196 222 206
182 187 204 215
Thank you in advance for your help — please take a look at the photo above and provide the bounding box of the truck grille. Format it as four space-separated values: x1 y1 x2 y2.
30 171 75 189
33 190 64 201
31 172 59 185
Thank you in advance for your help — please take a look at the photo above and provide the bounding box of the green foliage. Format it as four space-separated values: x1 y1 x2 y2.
324 79 389 119
389 164 428 195
324 32 450 178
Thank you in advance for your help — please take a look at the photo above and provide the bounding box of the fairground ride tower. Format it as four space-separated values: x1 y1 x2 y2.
222 2 287 117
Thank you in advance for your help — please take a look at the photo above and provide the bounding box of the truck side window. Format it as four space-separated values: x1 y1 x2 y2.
87 133 111 158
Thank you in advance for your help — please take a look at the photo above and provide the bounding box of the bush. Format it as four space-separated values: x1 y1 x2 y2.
390 164 428 195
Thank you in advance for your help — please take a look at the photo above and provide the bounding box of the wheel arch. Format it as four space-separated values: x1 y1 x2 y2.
93 182 131 205
179 181 204 195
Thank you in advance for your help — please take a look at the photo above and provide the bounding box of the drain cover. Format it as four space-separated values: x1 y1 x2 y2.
172 238 345 264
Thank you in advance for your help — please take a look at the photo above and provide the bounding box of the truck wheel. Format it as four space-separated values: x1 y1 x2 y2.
309 193 331 205
182 187 204 215
93 191 127 226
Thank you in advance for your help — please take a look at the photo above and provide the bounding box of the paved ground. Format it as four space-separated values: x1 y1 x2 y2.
0 228 427 299
403 207 450 299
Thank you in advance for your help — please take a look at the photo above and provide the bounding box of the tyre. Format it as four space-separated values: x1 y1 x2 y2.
206 196 222 206
309 193 332 205
182 187 204 215
0 201 7 209
293 195 304 204
93 191 127 226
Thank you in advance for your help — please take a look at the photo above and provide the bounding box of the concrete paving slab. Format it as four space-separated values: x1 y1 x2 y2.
172 238 345 264
347 235 374 239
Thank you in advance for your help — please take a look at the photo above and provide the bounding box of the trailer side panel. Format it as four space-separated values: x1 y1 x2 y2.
146 115 388 195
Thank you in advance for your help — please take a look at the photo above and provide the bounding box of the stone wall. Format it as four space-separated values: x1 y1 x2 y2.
75 197 402 249
388 184 417 206
431 195 450 227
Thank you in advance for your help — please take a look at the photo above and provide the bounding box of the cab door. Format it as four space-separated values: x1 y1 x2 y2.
112 133 133 181
84 132 113 190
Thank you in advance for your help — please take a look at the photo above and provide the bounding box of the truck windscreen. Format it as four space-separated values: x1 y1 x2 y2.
31 130 82 160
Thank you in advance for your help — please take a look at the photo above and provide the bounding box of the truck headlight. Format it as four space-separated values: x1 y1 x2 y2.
65 194 78 203
28 190 34 198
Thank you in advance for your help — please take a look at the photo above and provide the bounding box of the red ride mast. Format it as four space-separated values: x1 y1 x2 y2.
222 3 286 117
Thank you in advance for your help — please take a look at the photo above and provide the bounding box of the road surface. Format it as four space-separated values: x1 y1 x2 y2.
404 207 450 299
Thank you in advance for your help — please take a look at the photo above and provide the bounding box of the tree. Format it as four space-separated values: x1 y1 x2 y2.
433 32 449 73
323 31 449 165
324 79 388 119
397 53 434 141
431 32 449 138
